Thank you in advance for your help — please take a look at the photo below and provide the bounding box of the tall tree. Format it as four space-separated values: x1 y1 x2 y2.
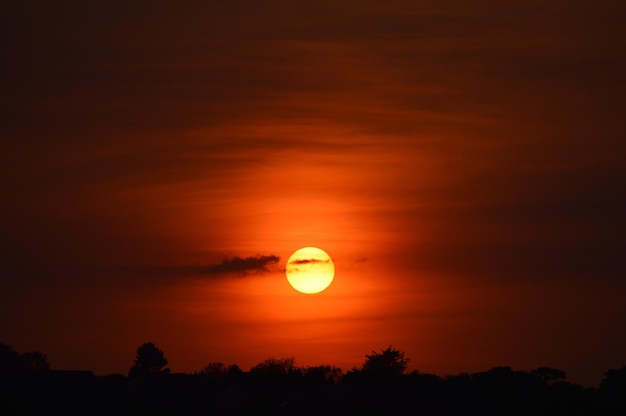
128 342 169 378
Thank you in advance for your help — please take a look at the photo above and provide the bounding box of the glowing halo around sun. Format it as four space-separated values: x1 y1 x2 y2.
285 247 335 294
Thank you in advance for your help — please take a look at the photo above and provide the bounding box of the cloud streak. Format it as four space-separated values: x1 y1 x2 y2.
123 254 282 280
288 258 331 266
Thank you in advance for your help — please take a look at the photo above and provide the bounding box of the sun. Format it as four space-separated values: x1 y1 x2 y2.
286 247 335 294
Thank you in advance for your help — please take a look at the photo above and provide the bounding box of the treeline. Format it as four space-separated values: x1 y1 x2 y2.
2 342 625 415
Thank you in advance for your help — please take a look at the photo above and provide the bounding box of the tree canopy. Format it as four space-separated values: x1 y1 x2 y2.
362 346 409 375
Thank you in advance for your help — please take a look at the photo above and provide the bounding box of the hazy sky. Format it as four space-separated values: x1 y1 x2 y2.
2 0 625 387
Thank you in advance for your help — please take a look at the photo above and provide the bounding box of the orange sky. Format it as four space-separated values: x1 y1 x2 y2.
2 0 625 387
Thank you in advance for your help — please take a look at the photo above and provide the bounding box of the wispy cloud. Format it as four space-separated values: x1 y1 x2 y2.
288 258 331 265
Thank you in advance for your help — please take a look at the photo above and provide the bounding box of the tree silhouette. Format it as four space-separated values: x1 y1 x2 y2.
250 356 299 379
200 361 228 379
600 365 626 394
362 345 409 375
128 342 169 378
0 343 49 374
599 365 626 411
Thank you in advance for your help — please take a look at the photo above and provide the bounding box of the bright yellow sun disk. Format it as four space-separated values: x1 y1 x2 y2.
286 247 335 294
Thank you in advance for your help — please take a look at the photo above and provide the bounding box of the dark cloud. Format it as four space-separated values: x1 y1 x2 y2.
205 255 280 276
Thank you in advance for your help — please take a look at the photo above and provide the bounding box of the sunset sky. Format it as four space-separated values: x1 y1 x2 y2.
2 0 625 387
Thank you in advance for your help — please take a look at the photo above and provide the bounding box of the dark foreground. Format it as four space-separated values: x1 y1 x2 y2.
2 365 626 415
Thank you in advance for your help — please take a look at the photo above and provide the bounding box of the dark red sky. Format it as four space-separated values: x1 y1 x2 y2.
2 0 625 387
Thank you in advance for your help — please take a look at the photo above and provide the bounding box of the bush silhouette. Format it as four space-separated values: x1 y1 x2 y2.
530 366 566 384
20 351 50 372
302 364 343 384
